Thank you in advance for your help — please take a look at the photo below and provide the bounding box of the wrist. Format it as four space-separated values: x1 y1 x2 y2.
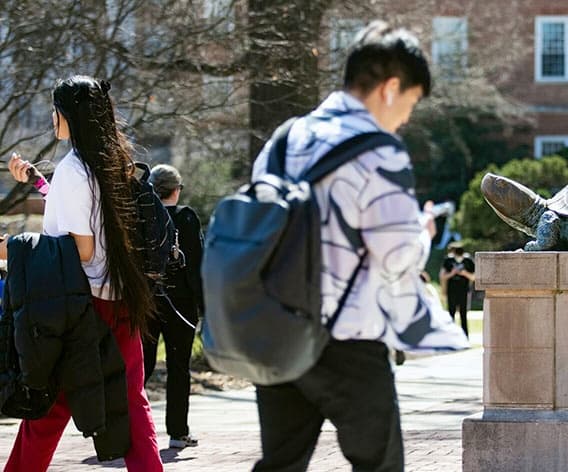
33 177 50 196
32 176 46 189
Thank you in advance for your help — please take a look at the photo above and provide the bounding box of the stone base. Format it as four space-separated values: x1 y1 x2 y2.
463 410 568 472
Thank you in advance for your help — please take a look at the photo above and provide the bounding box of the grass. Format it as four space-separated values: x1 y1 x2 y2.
156 335 165 362
156 333 204 363
153 272 482 365
155 316 483 366
468 318 482 335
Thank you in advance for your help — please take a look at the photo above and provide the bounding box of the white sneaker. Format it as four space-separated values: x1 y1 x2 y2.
169 435 198 448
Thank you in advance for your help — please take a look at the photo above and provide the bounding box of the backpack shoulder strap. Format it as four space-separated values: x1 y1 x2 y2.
172 205 199 225
172 205 188 219
266 117 298 177
134 161 151 182
302 132 403 184
326 248 368 331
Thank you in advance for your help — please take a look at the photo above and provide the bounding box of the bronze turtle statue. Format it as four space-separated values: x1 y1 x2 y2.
481 172 568 251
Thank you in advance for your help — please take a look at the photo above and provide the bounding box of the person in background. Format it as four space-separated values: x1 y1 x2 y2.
440 242 475 337
142 164 204 449
2 75 163 472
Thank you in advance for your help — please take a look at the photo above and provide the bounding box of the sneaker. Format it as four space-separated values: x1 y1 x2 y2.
169 435 198 448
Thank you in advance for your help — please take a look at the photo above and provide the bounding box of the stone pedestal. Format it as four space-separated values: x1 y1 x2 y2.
463 252 568 472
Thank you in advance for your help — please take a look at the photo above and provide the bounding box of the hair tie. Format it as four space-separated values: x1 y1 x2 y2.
100 80 111 94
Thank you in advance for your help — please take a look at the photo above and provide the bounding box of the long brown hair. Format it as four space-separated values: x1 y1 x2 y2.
52 75 153 334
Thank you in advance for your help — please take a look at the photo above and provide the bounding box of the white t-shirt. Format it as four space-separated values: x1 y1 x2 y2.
43 150 113 299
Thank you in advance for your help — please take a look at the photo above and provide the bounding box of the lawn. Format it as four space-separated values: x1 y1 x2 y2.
154 315 484 365
156 333 204 363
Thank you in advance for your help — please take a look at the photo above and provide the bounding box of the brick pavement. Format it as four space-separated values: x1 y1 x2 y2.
0 346 482 471
0 429 462 471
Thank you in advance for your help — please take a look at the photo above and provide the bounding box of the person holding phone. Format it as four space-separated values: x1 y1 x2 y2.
1 75 163 472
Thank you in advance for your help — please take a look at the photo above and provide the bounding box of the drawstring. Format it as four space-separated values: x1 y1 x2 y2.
157 292 196 330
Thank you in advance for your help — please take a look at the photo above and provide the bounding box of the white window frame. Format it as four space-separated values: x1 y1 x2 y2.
534 135 568 158
535 16 568 82
431 16 468 78
203 0 235 33
202 74 234 106
0 22 11 70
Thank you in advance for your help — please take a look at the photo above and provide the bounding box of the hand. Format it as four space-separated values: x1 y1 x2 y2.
0 233 9 260
422 200 437 240
8 152 31 183
8 152 44 184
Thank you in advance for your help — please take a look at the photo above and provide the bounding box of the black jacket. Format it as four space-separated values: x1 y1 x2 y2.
165 205 204 312
0 233 129 461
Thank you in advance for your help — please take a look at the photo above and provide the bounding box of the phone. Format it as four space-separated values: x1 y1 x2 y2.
430 201 455 218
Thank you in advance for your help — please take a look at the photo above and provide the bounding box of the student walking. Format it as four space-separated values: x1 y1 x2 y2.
143 164 204 449
250 21 469 471
1 75 163 471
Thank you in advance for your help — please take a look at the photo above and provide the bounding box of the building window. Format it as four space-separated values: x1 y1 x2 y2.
0 22 11 72
202 74 234 107
329 18 365 70
535 17 568 82
432 17 467 80
203 0 235 33
534 136 568 158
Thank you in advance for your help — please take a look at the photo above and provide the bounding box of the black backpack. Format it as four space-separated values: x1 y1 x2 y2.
164 206 202 288
131 162 177 291
201 119 400 385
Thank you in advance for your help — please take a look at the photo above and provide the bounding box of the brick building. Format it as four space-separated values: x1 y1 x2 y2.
327 0 568 159
3 1 568 217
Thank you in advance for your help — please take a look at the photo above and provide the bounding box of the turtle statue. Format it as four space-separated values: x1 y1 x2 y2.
481 172 568 251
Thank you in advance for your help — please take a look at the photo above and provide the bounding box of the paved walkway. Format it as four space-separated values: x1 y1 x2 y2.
0 318 482 471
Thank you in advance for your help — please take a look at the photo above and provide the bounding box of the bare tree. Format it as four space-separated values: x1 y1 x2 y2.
0 0 533 218
0 0 243 213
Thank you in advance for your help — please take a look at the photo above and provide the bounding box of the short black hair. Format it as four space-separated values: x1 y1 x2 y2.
453 247 465 256
343 21 431 97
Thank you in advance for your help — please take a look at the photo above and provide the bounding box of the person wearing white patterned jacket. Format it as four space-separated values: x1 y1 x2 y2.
251 21 469 472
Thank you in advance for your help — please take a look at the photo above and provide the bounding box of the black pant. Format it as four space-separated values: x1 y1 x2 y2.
254 340 403 472
447 288 469 337
143 295 197 438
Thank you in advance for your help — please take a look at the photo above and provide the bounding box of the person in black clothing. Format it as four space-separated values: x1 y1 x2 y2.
142 164 204 449
440 244 475 337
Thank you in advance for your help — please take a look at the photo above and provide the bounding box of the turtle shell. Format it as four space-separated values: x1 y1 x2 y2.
546 185 568 216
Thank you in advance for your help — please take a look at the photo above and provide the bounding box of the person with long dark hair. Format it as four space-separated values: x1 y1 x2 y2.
1 75 163 471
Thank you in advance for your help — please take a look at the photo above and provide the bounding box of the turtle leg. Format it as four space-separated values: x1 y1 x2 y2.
524 211 560 251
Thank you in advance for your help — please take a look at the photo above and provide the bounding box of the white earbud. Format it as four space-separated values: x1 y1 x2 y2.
386 92 394 107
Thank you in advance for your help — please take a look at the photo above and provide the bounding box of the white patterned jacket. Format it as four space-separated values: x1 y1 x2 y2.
253 91 469 351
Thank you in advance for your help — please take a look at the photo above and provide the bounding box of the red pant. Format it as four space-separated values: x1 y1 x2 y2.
4 298 163 472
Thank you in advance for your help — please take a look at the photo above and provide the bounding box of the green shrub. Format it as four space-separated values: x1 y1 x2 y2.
454 155 568 251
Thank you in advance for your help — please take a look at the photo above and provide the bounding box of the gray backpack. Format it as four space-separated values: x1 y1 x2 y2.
201 119 400 385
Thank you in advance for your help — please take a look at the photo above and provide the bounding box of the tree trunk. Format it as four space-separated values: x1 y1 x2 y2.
248 0 327 163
